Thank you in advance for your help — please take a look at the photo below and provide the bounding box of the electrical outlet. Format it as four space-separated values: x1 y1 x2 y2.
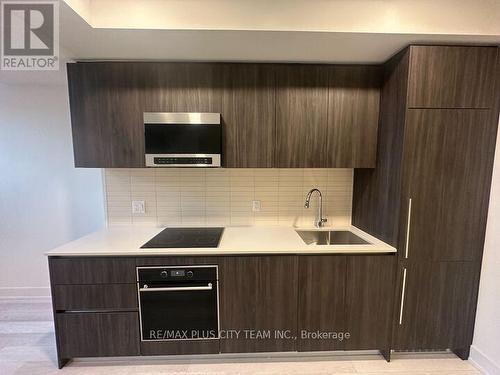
132 200 145 214
252 200 261 212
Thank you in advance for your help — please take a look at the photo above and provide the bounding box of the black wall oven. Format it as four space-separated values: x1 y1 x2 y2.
137 265 219 342
144 112 221 167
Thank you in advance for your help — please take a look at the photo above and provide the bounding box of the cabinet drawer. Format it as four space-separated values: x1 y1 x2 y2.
57 312 140 358
49 257 136 284
140 340 219 356
53 284 137 311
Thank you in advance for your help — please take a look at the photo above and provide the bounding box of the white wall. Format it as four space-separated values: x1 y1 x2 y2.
471 117 500 375
0 79 105 298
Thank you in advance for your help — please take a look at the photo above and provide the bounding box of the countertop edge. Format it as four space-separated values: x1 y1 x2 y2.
45 225 397 257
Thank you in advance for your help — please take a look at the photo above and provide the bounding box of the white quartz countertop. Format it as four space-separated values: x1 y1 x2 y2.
45 225 396 257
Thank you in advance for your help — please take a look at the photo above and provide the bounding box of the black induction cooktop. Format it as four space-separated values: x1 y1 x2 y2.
141 227 224 249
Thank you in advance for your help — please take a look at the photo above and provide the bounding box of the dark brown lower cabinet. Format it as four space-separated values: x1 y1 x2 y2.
50 253 480 367
53 284 137 310
56 312 140 358
298 256 346 351
297 255 396 353
49 257 136 284
344 256 396 350
219 256 298 353
393 261 480 353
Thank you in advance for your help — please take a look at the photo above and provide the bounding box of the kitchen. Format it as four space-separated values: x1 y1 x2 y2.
1 1 500 375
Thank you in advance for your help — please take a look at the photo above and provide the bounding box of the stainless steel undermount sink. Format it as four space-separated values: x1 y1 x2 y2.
296 230 369 245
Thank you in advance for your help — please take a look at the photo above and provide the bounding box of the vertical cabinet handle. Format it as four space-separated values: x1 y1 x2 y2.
405 198 412 259
398 268 407 325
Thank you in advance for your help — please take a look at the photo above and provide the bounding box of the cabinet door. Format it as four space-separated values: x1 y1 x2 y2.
67 62 222 167
344 255 396 350
402 109 497 261
219 256 298 353
145 63 222 113
297 256 346 351
68 63 146 167
407 46 498 108
57 312 140 358
327 66 381 167
276 65 329 167
222 64 275 167
393 261 480 350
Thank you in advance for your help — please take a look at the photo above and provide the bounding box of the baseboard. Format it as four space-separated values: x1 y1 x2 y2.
0 286 51 299
470 345 500 375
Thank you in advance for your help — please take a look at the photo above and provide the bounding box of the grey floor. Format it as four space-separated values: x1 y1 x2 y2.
0 298 481 374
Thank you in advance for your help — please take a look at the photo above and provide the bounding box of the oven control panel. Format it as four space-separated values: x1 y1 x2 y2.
138 266 217 283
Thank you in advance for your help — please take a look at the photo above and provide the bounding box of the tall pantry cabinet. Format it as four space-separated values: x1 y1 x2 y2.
352 45 499 358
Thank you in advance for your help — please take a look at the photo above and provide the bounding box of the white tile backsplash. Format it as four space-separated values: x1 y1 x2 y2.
105 168 353 227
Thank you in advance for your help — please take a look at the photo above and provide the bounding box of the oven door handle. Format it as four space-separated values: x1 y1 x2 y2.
139 283 213 292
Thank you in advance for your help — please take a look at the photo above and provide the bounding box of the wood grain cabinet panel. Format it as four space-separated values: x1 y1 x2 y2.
297 256 346 351
67 63 103 167
49 258 136 284
53 284 137 311
407 46 498 108
328 66 381 167
67 62 222 167
352 49 410 247
344 255 396 350
67 62 147 167
57 312 140 358
219 256 298 353
222 64 275 167
144 63 223 113
68 61 385 168
401 109 497 261
140 340 219 356
393 261 480 350
276 65 329 167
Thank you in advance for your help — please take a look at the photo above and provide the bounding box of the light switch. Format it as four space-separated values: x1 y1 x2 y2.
132 200 145 214
252 200 261 212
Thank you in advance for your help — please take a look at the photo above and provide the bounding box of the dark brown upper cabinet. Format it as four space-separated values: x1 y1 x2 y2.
222 64 275 167
353 45 499 260
67 62 222 168
327 66 381 167
276 65 330 168
67 63 146 167
143 63 223 113
407 45 498 109
67 61 387 168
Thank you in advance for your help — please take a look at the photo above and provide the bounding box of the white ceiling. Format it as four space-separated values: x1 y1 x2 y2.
65 0 500 36
59 0 499 64
1 0 499 85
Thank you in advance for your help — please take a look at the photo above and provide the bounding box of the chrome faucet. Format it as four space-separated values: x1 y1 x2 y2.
304 188 328 228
